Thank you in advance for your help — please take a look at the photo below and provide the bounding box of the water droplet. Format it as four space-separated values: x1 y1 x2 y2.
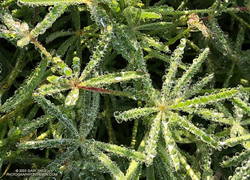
115 77 122 81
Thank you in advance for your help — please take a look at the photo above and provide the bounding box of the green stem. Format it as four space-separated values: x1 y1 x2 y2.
30 38 52 60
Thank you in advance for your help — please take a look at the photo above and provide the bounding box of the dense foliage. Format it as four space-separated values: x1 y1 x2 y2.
0 0 250 179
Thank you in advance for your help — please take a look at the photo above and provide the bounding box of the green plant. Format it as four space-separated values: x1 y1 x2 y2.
0 0 250 179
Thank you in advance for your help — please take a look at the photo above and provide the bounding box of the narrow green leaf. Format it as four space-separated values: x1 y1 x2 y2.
65 88 79 106
20 115 52 137
17 36 31 47
51 57 73 77
197 143 213 180
125 140 145 180
230 159 250 180
37 84 69 96
72 56 81 77
114 107 158 122
135 22 173 31
145 112 162 165
170 89 238 109
232 97 250 115
146 166 155 180
183 107 235 125
221 150 250 167
140 11 162 20
222 134 250 147
161 120 181 171
79 26 112 81
139 34 169 52
17 139 77 149
91 146 125 179
0 30 19 44
240 118 250 125
95 141 145 162
47 146 78 172
172 48 209 97
0 59 47 113
157 144 179 180
208 18 234 58
230 124 250 149
98 0 120 13
1 10 29 36
33 95 79 137
183 74 214 99
0 50 26 96
56 36 77 57
46 31 74 43
125 160 142 180
162 38 187 97
79 91 100 138
80 71 145 87
170 112 219 148
214 102 233 118
19 0 87 6
30 5 67 38
179 155 200 180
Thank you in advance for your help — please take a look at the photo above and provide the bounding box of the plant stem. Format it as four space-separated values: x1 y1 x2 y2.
30 38 52 60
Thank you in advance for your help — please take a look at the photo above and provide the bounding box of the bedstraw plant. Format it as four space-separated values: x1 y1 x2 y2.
0 0 250 179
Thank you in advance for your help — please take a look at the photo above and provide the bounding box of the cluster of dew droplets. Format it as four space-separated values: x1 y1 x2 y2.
113 111 123 123
198 145 213 178
229 159 250 180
